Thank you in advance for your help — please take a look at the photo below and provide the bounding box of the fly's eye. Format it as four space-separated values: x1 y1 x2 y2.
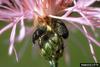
32 26 47 44
56 22 69 39
51 18 69 39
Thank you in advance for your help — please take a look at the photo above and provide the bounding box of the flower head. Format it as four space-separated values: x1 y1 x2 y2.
0 0 100 62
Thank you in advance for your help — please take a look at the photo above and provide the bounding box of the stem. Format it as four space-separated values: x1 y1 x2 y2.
49 60 58 67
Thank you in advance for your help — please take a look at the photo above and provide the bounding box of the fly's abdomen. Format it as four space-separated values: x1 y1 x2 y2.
39 31 64 61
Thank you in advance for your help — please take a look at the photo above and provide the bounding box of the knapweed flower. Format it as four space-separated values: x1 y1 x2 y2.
0 0 100 63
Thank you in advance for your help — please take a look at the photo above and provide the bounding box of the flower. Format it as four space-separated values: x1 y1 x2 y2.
0 0 100 62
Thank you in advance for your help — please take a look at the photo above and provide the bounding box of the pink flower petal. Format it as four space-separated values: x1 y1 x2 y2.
9 23 17 55
0 23 13 35
17 19 25 41
76 0 96 7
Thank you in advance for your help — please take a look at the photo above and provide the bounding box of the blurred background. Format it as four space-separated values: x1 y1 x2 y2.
0 1 100 67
